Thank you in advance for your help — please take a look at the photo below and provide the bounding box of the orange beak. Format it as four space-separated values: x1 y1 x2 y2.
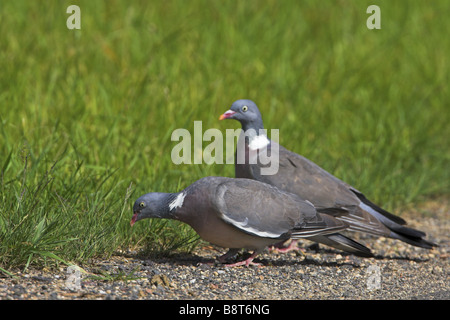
219 110 236 120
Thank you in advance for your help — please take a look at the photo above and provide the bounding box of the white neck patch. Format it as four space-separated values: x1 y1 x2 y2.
248 135 270 150
169 192 186 211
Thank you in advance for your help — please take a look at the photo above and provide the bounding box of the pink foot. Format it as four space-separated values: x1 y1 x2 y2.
270 240 305 254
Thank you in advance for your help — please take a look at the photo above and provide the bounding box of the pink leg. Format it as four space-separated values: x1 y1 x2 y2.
270 239 305 254
224 251 261 267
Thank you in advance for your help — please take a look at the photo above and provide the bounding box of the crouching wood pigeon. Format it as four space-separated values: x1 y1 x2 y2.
131 177 372 267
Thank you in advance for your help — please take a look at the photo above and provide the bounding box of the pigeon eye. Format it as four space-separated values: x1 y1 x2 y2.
242 105 248 112
139 202 145 208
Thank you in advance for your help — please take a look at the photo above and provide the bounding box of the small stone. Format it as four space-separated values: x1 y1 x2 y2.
150 274 170 287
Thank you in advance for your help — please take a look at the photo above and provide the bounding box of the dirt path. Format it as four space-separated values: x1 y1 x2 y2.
1 198 448 300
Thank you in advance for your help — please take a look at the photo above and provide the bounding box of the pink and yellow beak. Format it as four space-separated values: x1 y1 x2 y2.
219 110 236 120
130 212 138 227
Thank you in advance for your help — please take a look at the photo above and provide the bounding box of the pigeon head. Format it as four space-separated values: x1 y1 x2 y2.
219 99 264 131
131 192 173 226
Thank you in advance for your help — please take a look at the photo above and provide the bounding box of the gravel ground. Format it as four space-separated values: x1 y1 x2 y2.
0 199 448 300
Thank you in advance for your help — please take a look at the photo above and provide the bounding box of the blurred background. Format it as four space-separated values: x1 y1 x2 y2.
0 0 448 270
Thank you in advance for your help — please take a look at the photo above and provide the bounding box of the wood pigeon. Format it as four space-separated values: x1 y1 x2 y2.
131 177 373 267
219 99 437 250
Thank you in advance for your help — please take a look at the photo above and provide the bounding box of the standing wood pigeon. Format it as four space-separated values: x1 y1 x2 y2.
219 99 437 250
131 177 373 267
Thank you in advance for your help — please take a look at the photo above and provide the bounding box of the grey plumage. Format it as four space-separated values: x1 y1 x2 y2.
219 99 437 250
131 177 373 266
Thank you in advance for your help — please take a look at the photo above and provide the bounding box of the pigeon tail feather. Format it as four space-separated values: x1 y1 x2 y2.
308 233 373 257
351 190 438 249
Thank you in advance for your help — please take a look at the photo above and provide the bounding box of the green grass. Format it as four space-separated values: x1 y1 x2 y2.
0 0 449 272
